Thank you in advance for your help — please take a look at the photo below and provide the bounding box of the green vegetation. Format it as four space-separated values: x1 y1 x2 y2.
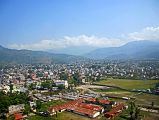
135 93 159 106
28 115 53 120
29 111 92 120
37 100 66 112
0 91 29 119
95 78 159 90
41 81 53 89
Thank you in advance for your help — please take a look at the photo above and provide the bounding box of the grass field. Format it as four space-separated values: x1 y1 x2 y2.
29 111 106 120
38 100 66 112
95 78 159 90
134 93 159 106
94 78 159 107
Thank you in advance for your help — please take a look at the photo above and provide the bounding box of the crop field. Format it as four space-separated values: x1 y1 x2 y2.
95 78 159 90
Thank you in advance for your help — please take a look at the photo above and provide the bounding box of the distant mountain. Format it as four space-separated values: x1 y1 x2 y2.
48 46 97 56
85 40 159 59
0 46 86 64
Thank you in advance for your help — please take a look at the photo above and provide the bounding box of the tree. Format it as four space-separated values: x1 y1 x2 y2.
36 100 42 110
129 101 135 120
10 84 13 94
23 104 30 115
41 81 51 89
28 83 36 90
129 101 141 120
73 72 81 85
135 107 141 120
58 84 65 90
60 72 68 80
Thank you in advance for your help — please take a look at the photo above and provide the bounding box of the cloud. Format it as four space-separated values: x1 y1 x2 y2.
9 35 123 50
126 26 159 40
8 26 159 50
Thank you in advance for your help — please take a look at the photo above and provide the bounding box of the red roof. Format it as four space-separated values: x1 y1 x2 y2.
105 103 125 118
99 99 111 104
48 98 83 112
73 106 97 116
76 103 103 111
48 98 103 115
14 113 23 120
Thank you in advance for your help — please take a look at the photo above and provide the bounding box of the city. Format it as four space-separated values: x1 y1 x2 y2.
0 60 159 119
0 0 159 120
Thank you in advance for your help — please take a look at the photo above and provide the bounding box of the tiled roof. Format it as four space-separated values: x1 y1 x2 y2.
105 103 124 117
76 103 103 111
73 106 97 116
99 99 111 104
48 98 102 116
14 113 23 120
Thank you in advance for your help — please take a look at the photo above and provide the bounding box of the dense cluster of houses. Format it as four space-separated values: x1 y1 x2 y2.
1 60 159 92
0 61 158 119
0 60 158 96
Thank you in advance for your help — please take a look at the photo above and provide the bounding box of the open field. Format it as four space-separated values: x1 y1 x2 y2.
94 79 159 106
135 93 159 106
95 78 159 90
29 111 96 120
38 100 66 112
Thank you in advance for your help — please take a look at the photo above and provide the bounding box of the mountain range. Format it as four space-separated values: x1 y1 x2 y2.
0 45 86 64
0 40 159 64
85 40 159 59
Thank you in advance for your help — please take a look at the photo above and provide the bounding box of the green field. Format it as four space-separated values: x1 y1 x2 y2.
38 100 66 112
29 111 94 120
95 78 159 90
135 93 159 106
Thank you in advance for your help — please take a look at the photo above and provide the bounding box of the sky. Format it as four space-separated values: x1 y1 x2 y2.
0 0 159 55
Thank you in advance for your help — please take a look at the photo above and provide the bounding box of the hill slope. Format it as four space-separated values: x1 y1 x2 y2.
0 45 85 64
85 40 159 59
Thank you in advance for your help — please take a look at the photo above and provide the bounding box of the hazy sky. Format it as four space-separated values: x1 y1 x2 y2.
0 0 159 54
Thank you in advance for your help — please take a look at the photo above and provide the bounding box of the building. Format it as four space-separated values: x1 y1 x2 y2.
54 80 68 88
48 99 103 118
8 104 25 115
14 113 23 120
72 106 100 118
105 103 125 118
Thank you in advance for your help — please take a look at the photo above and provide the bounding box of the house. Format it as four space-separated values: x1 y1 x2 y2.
84 97 96 103
8 104 25 115
105 103 125 118
99 99 116 107
76 103 104 113
14 113 23 120
73 106 100 118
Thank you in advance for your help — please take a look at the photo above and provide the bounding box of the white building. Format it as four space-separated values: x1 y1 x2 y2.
8 104 25 115
54 80 68 88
